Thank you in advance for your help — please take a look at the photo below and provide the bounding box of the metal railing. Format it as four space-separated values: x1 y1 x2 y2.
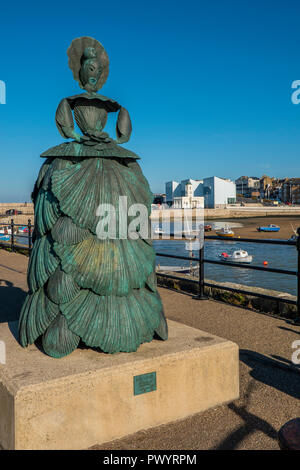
0 219 298 317
0 219 33 252
156 228 300 317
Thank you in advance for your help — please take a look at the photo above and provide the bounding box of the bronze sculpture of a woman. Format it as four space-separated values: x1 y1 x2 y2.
19 37 168 358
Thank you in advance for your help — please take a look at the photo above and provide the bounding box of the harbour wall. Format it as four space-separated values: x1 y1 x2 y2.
1 203 300 226
157 271 297 319
0 203 34 225
151 207 300 220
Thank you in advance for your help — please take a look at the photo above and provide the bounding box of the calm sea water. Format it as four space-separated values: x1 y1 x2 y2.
154 239 297 296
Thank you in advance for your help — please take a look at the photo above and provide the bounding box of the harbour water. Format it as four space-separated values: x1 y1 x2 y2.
154 239 297 296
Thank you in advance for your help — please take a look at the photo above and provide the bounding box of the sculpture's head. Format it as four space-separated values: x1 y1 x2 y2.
67 37 109 92
79 47 102 92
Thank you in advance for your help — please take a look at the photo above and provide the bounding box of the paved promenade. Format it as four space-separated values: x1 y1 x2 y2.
0 250 299 450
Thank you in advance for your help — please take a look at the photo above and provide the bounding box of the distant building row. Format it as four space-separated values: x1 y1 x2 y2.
165 177 236 209
159 174 300 209
235 175 300 203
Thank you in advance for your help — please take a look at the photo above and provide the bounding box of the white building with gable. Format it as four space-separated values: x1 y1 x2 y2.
165 177 236 208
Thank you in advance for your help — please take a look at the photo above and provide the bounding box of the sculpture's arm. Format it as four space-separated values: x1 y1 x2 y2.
55 98 82 142
116 107 132 144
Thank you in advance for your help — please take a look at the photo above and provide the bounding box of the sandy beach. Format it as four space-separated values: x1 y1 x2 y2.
211 216 300 240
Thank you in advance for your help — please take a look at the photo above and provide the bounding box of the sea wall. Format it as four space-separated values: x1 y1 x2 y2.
1 203 300 226
0 203 33 212
151 207 300 220
157 271 297 319
0 203 34 225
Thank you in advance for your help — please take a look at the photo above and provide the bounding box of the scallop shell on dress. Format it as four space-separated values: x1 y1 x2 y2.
27 235 59 292
42 314 80 359
51 216 92 246
60 287 162 353
47 266 80 304
73 101 107 134
19 286 59 346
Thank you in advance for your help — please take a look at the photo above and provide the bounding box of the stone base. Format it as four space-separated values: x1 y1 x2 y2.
0 320 239 449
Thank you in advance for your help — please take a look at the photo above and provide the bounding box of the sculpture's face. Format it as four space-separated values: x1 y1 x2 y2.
79 58 102 91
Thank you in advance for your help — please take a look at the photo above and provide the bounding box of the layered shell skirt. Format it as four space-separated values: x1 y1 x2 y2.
19 140 168 358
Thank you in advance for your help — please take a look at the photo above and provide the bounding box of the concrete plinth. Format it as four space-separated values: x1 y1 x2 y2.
0 319 239 450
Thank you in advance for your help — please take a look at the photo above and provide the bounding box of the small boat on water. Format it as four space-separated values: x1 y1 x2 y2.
216 226 235 238
156 265 197 274
154 227 165 235
219 250 253 264
257 224 280 232
0 226 12 235
18 226 28 233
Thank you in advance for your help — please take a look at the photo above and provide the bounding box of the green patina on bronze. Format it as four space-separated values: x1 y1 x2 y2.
134 372 157 396
18 36 168 358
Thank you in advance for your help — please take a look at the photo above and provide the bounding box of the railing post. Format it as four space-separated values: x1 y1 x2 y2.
296 227 300 323
196 227 208 300
28 219 32 251
10 219 14 252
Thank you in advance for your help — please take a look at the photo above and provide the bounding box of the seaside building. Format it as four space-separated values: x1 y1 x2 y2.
235 175 300 202
165 177 236 208
165 181 182 204
235 176 260 198
235 175 289 201
270 178 285 202
173 181 204 209
166 179 203 207
282 178 300 204
202 177 236 208
259 175 274 199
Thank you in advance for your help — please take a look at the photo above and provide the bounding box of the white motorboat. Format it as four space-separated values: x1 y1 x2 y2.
156 265 198 274
219 250 253 264
154 227 165 234
0 226 12 235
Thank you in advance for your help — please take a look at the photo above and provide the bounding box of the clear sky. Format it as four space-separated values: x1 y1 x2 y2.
1 0 300 201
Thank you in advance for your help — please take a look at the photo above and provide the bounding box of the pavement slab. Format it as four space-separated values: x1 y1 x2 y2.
0 249 299 450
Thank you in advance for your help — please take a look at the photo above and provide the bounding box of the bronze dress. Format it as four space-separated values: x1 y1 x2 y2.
19 93 168 358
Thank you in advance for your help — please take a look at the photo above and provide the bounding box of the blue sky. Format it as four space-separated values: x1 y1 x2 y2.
1 0 300 201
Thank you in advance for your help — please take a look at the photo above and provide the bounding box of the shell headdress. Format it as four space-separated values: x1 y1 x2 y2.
67 36 109 91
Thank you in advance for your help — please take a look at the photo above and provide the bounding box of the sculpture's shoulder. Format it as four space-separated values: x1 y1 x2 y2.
65 92 121 112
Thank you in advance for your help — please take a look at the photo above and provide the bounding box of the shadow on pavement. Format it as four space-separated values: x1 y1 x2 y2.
0 279 26 341
271 353 300 370
215 349 300 450
278 325 300 336
240 350 300 398
215 380 278 450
